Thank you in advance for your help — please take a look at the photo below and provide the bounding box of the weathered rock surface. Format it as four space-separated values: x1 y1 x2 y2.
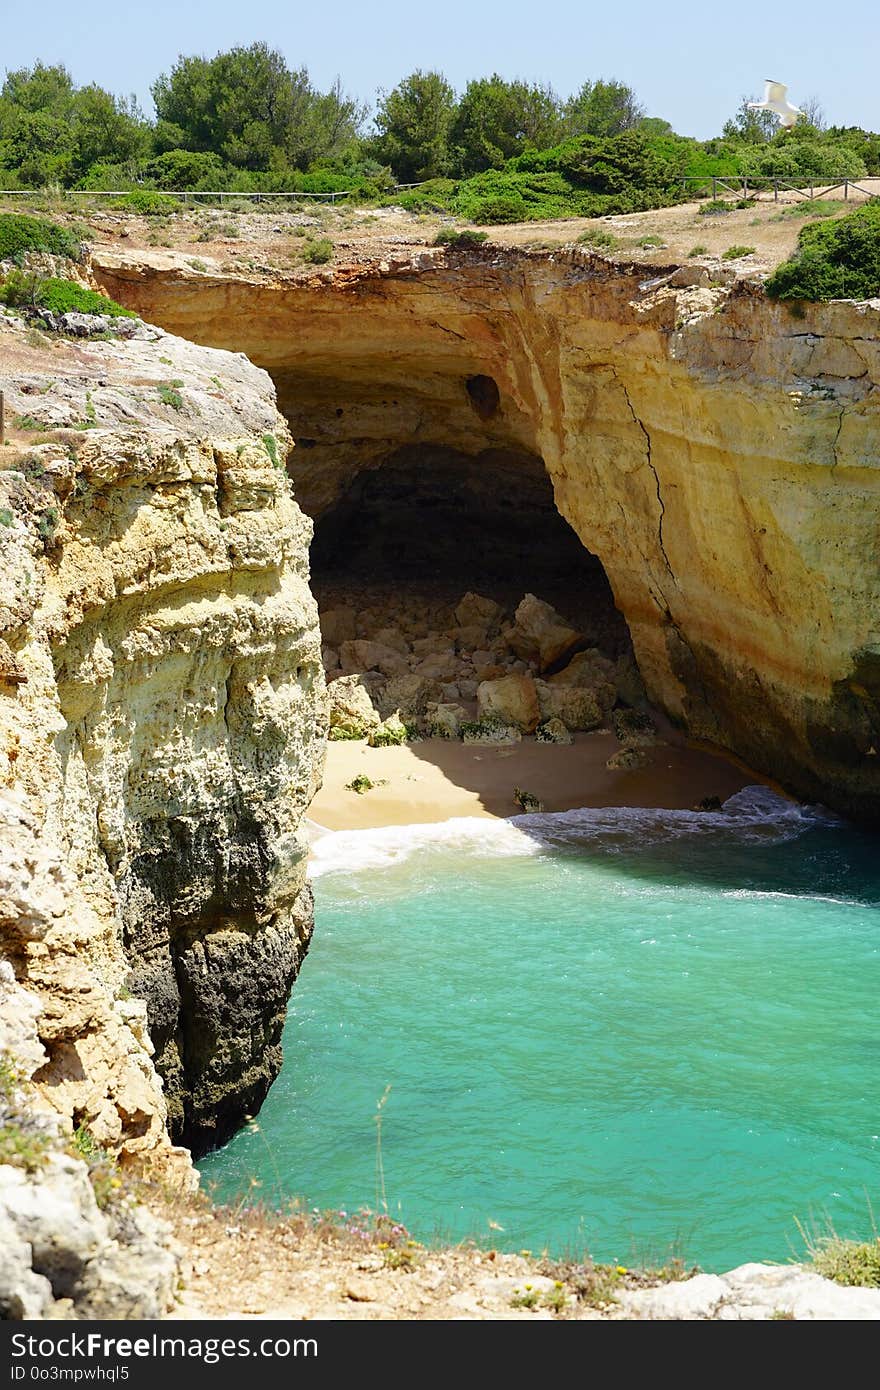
618 1262 880 1320
477 674 540 732
97 247 880 820
0 314 325 1154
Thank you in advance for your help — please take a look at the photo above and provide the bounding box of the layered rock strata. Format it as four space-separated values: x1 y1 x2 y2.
0 312 325 1153
95 246 880 819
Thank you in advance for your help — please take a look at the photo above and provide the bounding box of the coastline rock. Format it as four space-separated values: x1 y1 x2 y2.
477 674 540 733
320 607 357 647
455 592 504 630
536 681 604 731
510 595 585 673
425 702 468 739
328 673 381 737
535 717 573 745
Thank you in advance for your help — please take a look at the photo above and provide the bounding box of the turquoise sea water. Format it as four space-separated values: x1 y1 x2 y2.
199 788 880 1272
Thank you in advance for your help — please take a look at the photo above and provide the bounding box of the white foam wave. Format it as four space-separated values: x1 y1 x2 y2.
308 786 837 880
308 815 539 879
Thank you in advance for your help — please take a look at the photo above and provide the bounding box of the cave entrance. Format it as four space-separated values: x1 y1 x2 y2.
305 447 628 658
309 441 633 673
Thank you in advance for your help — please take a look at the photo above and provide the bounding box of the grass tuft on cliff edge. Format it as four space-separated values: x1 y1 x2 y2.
765 199 880 301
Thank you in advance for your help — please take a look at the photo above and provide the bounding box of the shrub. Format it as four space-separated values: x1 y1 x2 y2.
765 200 880 300
698 198 736 216
262 433 280 467
31 277 136 318
0 269 45 306
577 228 617 249
637 234 665 247
811 1237 880 1287
689 243 708 256
115 190 180 216
301 237 334 264
433 227 488 247
346 774 374 794
0 213 82 264
721 245 756 260
471 194 527 224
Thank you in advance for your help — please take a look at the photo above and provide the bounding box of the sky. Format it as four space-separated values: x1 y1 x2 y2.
2 0 877 139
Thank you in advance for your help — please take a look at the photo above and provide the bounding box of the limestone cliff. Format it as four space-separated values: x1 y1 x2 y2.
0 312 325 1154
95 246 880 820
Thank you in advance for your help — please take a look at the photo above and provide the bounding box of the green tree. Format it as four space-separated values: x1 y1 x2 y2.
722 95 778 143
372 70 456 181
72 85 148 175
564 79 645 138
451 74 563 173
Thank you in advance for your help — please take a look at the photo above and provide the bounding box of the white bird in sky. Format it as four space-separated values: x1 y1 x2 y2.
747 80 804 128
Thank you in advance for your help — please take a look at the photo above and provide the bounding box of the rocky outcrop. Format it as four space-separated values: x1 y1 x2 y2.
95 246 880 820
0 957 178 1319
0 311 325 1154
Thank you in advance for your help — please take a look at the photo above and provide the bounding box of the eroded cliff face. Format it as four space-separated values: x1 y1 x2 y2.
95 246 880 820
0 314 325 1154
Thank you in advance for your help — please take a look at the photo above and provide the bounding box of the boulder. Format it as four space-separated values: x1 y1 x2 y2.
606 745 650 770
411 634 450 658
425 702 468 739
550 648 616 687
374 627 410 656
457 679 478 701
453 624 490 652
377 673 436 721
320 606 357 647
474 661 507 683
340 640 408 678
327 673 380 738
615 651 647 707
454 592 504 630
535 717 573 745
536 681 604 731
478 674 540 732
510 594 585 672
462 719 522 746
414 652 459 682
368 713 408 746
612 708 658 747
440 683 460 701
321 645 340 675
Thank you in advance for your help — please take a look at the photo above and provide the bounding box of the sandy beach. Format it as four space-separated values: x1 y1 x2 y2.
308 730 761 832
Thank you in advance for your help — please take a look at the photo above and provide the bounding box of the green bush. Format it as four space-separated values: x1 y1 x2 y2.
721 245 756 260
471 193 527 224
301 237 334 264
765 200 880 300
0 213 83 264
688 243 708 256
433 227 488 247
115 190 180 216
34 277 136 317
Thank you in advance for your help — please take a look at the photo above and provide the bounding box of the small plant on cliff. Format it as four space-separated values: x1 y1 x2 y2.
37 507 59 548
798 1211 880 1288
721 244 756 260
688 243 708 256
262 433 281 468
158 382 184 411
0 508 13 527
301 237 334 265
432 227 489 248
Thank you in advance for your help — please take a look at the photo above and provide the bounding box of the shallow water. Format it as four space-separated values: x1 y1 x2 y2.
200 788 880 1271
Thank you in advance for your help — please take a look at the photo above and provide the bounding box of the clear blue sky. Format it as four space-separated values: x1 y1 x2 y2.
3 0 877 139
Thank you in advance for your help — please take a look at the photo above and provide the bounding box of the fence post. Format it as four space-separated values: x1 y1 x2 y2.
845 180 849 200
712 177 717 200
